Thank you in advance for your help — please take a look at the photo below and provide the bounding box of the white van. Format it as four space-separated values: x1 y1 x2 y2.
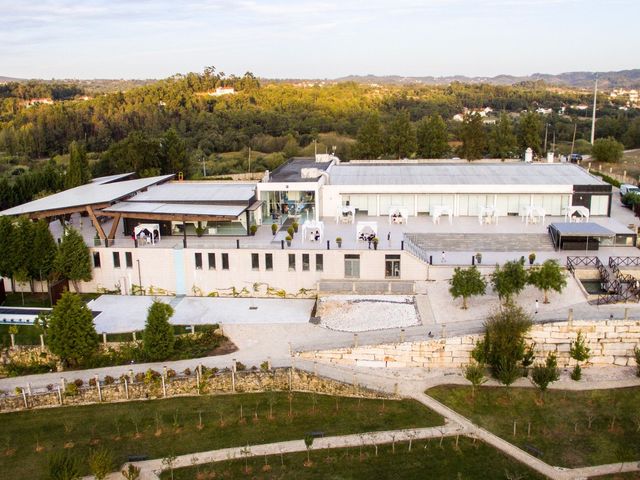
620 184 640 198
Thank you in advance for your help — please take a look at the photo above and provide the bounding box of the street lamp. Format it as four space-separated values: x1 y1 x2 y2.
136 259 142 295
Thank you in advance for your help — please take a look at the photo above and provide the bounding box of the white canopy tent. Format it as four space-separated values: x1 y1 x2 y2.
432 205 453 224
301 220 324 243
565 206 590 223
388 206 409 225
336 205 356 224
479 206 498 225
522 206 546 225
356 221 378 242
134 223 161 244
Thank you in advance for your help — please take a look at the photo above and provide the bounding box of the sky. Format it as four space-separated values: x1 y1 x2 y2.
1 0 638 80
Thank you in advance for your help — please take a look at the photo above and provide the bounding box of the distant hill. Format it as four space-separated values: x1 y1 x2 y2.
0 76 157 94
334 69 640 89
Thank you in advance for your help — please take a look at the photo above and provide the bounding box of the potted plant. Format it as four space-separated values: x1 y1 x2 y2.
285 235 292 247
271 223 278 236
287 226 295 238
249 225 258 236
195 223 205 237
529 252 536 265
373 237 379 250
475 252 482 264
336 237 343 248
94 232 101 246
292 221 299 233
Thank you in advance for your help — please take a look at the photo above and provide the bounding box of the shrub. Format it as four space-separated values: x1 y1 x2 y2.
74 378 84 387
64 383 79 396
260 361 270 372
531 353 560 398
183 368 192 376
142 300 175 362
570 364 582 381
287 226 294 237
235 361 246 371
134 372 145 383
463 362 486 398
88 378 97 387
46 384 54 391
634 347 640 377
271 223 278 235
48 451 80 480
103 375 115 385
166 368 177 378
592 136 624 162
88 447 114 480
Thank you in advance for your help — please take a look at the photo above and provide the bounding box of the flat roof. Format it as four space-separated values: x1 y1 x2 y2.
0 174 174 217
130 182 255 203
268 157 331 183
91 172 135 185
550 222 616 236
329 163 607 186
103 202 247 217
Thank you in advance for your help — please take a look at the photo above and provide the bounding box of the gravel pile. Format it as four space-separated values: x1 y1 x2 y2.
317 295 420 332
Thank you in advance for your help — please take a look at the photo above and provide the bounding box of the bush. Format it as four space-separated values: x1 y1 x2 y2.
592 136 624 163
73 378 84 387
103 375 115 385
571 364 582 381
531 353 560 397
634 347 640 377
142 301 175 362
235 361 246 371
166 368 177 378
183 368 192 376
48 451 80 480
64 383 79 396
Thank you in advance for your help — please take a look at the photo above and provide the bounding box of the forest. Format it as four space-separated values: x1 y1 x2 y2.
1 67 640 210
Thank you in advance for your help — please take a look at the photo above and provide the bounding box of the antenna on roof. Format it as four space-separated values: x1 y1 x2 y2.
590 75 598 144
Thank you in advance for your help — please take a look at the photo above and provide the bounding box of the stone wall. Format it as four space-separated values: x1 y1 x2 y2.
0 368 392 413
299 319 640 369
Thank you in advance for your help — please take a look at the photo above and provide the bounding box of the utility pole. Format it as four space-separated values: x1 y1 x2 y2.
248 147 251 174
570 123 577 158
313 139 317 158
590 76 598 144
202 155 207 177
543 123 549 153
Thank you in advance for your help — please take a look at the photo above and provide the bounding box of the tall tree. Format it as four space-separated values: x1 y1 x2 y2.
518 112 543 155
354 114 384 159
65 141 91 189
54 227 92 292
449 266 487 309
527 259 567 303
491 260 528 303
591 137 624 163
30 219 58 287
0 216 16 290
13 216 36 293
48 291 99 367
416 114 449 158
490 113 517 160
459 113 486 160
143 300 175 361
160 128 189 175
386 111 416 159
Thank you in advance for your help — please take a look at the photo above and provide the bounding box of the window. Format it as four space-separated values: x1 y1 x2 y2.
222 253 229 270
315 254 323 272
113 252 121 269
265 253 273 271
195 252 203 270
288 254 296 271
302 253 310 271
344 254 360 278
208 253 216 270
93 252 101 268
125 252 133 268
385 254 401 278
251 253 260 270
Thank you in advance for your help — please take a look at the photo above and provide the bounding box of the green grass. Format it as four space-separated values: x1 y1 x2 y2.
160 437 545 480
428 385 640 468
0 392 442 478
1 292 99 308
0 324 42 347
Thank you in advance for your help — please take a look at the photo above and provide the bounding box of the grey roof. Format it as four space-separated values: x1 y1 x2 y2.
103 202 246 217
0 175 174 216
329 163 607 186
129 182 256 203
550 222 616 236
91 172 135 185
269 157 331 183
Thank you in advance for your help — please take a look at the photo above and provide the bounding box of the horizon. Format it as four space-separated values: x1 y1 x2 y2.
1 0 639 80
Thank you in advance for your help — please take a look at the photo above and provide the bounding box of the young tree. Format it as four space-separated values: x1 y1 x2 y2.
304 434 314 465
48 291 99 368
464 362 487 399
518 112 543 155
88 447 114 480
490 113 518 160
54 227 92 292
121 464 141 480
591 136 624 163
30 219 58 287
491 260 528 303
459 113 486 160
527 259 567 304
569 331 591 381
386 110 416 159
531 353 560 401
65 140 91 189
449 266 487 309
416 114 449 158
354 113 384 159
143 300 175 361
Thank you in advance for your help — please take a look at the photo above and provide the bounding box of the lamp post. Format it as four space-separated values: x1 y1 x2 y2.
136 259 142 295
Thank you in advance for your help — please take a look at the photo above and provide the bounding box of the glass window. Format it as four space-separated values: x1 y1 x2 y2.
385 254 401 278
288 254 296 271
93 252 101 268
251 253 259 270
195 253 202 270
125 252 133 268
265 253 273 271
222 253 229 270
302 253 310 271
315 253 323 272
208 253 216 270
112 252 121 269
344 254 360 278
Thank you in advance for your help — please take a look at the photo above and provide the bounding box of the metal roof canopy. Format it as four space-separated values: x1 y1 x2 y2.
129 182 256 203
102 202 247 218
329 163 607 186
549 222 616 237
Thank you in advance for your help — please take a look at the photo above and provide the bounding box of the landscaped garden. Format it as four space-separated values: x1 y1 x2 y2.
428 385 640 468
159 437 545 480
0 392 441 478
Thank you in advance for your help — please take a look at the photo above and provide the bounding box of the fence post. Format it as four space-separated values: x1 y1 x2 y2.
400 328 405 343
132 331 137 342
161 375 167 398
27 383 32 396
231 359 236 393
102 332 107 346
440 323 447 339
57 386 63 405
567 308 573 325
22 388 28 408
353 333 358 348
95 375 102 402
124 377 129 400
128 369 134 383
624 307 629 321
288 367 293 391
10 333 15 348
190 325 195 335
196 369 200 394
39 334 45 352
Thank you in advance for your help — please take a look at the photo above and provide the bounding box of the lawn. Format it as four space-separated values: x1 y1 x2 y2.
428 385 640 468
1 292 100 308
160 437 545 480
0 392 442 478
